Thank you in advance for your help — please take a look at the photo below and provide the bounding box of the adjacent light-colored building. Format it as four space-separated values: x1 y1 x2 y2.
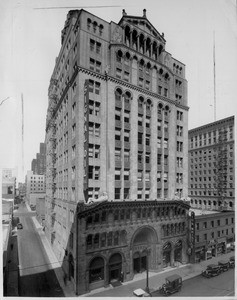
188 116 235 211
25 170 45 206
2 168 17 200
45 9 189 295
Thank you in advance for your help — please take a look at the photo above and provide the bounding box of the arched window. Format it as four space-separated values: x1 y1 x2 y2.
99 24 104 35
132 30 138 50
124 52 130 65
125 26 131 46
124 91 131 103
116 50 123 63
89 257 105 283
93 21 97 33
158 102 163 114
87 18 91 30
158 44 163 55
115 88 122 102
138 96 144 109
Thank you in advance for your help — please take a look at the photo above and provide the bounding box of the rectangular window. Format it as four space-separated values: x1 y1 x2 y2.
116 68 122 79
158 86 162 95
115 169 121 180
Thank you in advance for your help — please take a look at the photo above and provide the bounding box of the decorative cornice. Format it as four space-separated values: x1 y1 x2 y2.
77 199 190 218
189 116 234 135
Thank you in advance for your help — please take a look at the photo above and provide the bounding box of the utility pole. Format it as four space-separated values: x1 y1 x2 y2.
21 94 24 179
213 31 216 122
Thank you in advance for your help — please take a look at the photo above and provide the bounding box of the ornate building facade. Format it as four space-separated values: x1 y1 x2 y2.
44 9 190 295
76 200 190 294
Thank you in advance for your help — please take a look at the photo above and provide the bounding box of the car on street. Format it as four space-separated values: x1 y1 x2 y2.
159 274 182 296
201 264 221 278
218 260 229 272
229 256 235 268
17 223 23 229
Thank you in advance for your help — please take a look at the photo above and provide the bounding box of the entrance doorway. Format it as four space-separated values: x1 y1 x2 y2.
163 242 172 268
133 252 147 273
108 253 122 283
174 240 182 263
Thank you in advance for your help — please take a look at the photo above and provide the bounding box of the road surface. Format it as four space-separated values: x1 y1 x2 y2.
14 203 64 297
89 268 235 297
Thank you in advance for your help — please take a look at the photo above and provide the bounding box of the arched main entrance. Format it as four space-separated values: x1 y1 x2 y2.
89 256 105 289
108 253 122 283
163 242 172 268
174 240 182 263
132 226 158 274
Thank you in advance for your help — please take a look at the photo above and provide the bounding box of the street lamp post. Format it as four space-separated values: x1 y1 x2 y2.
145 247 151 293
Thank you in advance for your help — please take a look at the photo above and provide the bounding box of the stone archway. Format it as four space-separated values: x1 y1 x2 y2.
88 256 105 290
131 226 158 274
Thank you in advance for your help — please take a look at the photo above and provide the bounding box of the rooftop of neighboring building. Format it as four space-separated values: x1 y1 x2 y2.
190 208 234 219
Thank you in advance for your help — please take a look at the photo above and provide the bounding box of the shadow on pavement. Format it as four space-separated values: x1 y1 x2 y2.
19 268 65 297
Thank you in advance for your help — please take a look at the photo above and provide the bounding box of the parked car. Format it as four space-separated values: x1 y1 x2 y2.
229 256 235 268
218 260 229 272
17 223 23 229
201 264 221 278
159 274 182 296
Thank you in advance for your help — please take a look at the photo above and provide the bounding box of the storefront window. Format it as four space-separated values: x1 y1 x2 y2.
89 257 104 283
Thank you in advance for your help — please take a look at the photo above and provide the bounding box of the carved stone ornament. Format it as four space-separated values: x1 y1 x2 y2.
112 26 122 43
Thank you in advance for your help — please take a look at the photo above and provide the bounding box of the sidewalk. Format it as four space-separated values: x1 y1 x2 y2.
5 231 19 296
82 251 235 297
26 203 76 297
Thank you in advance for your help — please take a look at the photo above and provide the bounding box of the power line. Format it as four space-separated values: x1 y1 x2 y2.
0 97 10 106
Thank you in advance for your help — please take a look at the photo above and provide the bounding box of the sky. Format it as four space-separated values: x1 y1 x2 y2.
0 0 236 182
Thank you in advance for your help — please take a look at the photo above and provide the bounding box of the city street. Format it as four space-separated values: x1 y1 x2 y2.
152 270 235 297
14 203 64 297
89 268 235 297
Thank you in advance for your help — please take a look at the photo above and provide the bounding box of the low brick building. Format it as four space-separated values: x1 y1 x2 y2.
192 209 235 263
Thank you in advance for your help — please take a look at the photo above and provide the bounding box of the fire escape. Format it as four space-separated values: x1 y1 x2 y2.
216 128 228 211
46 79 58 244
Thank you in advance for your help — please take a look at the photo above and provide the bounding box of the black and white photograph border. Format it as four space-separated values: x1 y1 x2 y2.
0 0 236 298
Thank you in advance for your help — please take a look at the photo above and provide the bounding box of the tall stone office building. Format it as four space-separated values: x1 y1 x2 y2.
45 9 190 295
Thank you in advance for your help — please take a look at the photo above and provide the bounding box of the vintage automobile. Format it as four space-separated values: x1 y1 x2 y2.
229 256 235 268
218 260 229 272
201 264 221 278
17 223 23 229
159 274 182 296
